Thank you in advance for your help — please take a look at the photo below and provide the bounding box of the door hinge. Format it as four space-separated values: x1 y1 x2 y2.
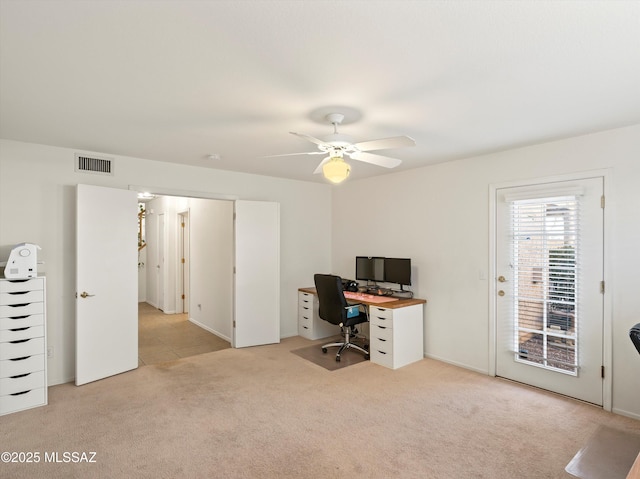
233 320 236 328
181 257 185 264
601 195 605 209
181 222 185 228
181 294 185 300
600 281 605 294
601 366 605 378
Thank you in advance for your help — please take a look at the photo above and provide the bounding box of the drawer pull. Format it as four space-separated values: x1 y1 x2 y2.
10 373 31 379
10 327 30 332
9 338 31 344
377 338 387 342
10 390 31 396
8 303 30 308
9 315 30 320
7 279 29 283
376 326 387 330
377 350 387 355
8 291 30 295
9 356 31 362
303 326 309 330
303 316 309 320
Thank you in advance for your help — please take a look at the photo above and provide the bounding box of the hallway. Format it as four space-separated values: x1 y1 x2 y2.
138 302 230 365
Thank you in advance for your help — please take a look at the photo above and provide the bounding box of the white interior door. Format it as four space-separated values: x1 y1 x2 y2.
234 200 280 348
495 177 604 405
157 213 165 311
76 184 138 385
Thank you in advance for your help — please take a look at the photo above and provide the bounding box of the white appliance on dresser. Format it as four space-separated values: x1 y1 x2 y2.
0 276 47 416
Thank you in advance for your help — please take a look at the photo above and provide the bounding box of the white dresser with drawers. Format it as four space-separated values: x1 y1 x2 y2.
298 290 341 340
0 276 47 416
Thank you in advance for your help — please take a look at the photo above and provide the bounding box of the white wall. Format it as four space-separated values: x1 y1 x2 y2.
332 124 640 420
187 198 234 340
0 139 332 386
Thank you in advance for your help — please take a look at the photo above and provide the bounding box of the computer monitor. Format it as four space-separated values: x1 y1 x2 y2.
384 258 411 289
355 256 385 283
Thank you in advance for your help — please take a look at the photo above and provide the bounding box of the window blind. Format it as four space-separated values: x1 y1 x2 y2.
510 195 580 375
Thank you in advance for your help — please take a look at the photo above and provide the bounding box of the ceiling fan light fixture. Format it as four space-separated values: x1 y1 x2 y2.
322 156 350 184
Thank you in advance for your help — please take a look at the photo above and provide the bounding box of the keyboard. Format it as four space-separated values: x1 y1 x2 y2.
343 291 399 304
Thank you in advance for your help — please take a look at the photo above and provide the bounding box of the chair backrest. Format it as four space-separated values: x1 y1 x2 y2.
314 274 348 326
631 323 640 355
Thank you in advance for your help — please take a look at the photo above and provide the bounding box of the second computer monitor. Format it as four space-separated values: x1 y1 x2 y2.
384 257 412 286
355 256 385 283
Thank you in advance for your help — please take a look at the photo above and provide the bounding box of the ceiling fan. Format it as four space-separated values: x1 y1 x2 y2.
267 113 415 183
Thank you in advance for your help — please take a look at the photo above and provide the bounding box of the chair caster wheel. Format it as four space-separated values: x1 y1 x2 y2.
365 354 370 360
336 356 341 362
364 344 369 351
322 348 328 354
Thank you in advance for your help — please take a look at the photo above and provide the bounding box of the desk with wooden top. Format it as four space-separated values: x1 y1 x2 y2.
298 287 427 369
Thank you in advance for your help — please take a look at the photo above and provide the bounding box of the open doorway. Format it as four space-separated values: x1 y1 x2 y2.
136 194 232 365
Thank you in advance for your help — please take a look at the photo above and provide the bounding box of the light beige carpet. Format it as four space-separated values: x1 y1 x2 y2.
2 336 639 479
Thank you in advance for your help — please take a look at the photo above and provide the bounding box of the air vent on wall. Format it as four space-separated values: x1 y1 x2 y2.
75 153 114 176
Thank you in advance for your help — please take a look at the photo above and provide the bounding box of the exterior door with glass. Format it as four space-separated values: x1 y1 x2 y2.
495 177 604 405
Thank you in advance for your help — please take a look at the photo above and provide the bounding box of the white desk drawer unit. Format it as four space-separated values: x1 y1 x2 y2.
298 291 340 340
369 304 424 370
0 277 47 416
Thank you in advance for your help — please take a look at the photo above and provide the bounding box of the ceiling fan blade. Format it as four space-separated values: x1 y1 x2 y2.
353 135 415 152
289 131 329 147
349 151 402 169
263 151 324 158
313 157 330 174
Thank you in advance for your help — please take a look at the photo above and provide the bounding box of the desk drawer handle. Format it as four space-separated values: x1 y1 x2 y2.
10 390 31 396
376 326 387 330
377 338 387 342
9 315 30 320
9 356 31 362
9 339 31 344
8 291 29 296
10 327 30 332
377 350 387 355
10 372 31 379
302 326 309 330
302 316 309 320
8 303 30 308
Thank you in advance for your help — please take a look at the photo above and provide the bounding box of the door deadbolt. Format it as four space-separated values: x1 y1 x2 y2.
498 276 507 282
498 290 505 297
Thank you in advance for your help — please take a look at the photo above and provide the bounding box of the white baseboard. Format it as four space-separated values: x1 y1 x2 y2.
424 353 489 376
612 408 640 421
188 317 231 343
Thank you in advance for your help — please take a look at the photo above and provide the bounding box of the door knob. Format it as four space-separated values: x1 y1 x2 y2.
498 290 505 297
498 276 507 282
79 291 95 298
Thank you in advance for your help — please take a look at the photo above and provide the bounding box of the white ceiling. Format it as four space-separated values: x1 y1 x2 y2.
1 1 639 183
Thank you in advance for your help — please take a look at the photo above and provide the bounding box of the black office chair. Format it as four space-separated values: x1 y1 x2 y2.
630 323 640 355
314 273 370 362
